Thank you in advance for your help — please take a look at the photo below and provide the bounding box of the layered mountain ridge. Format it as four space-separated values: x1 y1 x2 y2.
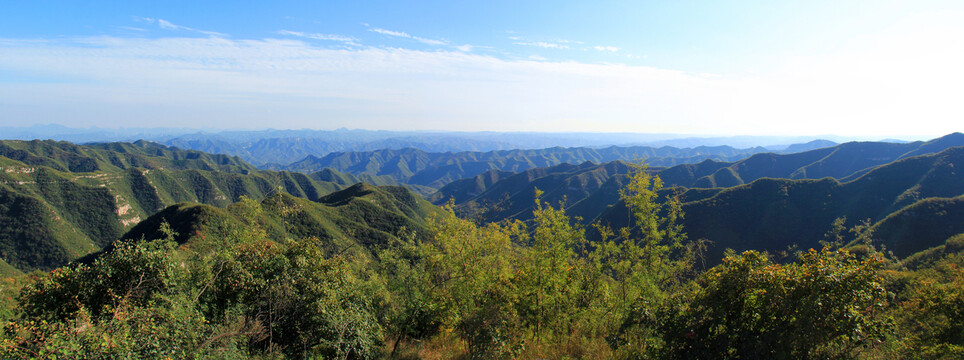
1 133 962 274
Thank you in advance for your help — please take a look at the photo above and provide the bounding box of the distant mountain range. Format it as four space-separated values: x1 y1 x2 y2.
269 145 781 192
5 125 903 166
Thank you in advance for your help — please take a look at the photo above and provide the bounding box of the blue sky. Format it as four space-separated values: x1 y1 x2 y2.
1 0 963 137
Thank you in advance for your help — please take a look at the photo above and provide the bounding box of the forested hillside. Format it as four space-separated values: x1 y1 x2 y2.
433 161 635 223
0 139 256 174
123 183 439 256
434 135 964 225
689 133 964 187
0 141 379 272
585 145 964 263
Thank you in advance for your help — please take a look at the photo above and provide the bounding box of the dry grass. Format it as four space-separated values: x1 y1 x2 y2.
385 332 469 360
384 331 615 359
517 333 614 360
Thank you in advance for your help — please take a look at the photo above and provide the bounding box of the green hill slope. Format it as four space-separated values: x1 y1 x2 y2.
867 195 964 258
438 161 634 223
689 133 964 188
434 134 964 213
594 146 964 263
428 169 518 205
123 184 440 256
0 143 365 272
0 139 256 174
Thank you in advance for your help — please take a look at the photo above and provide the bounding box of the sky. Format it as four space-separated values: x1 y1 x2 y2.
1 0 963 137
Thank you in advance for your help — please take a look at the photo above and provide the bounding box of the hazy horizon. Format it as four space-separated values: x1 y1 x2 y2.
1 123 947 149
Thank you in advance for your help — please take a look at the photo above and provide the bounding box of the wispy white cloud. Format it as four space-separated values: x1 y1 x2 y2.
512 34 633 60
370 28 408 38
416 38 446 46
555 39 583 45
370 27 447 46
509 35 573 50
275 30 359 45
156 19 185 31
515 41 569 49
133 17 224 37
115 26 148 32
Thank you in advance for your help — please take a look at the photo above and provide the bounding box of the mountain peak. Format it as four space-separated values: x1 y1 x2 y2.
318 182 377 206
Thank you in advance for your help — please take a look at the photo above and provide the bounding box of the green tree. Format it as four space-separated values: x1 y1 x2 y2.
592 162 700 356
515 190 586 337
889 235 964 358
201 237 384 359
418 204 521 358
3 216 386 359
659 247 891 359
4 234 216 359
